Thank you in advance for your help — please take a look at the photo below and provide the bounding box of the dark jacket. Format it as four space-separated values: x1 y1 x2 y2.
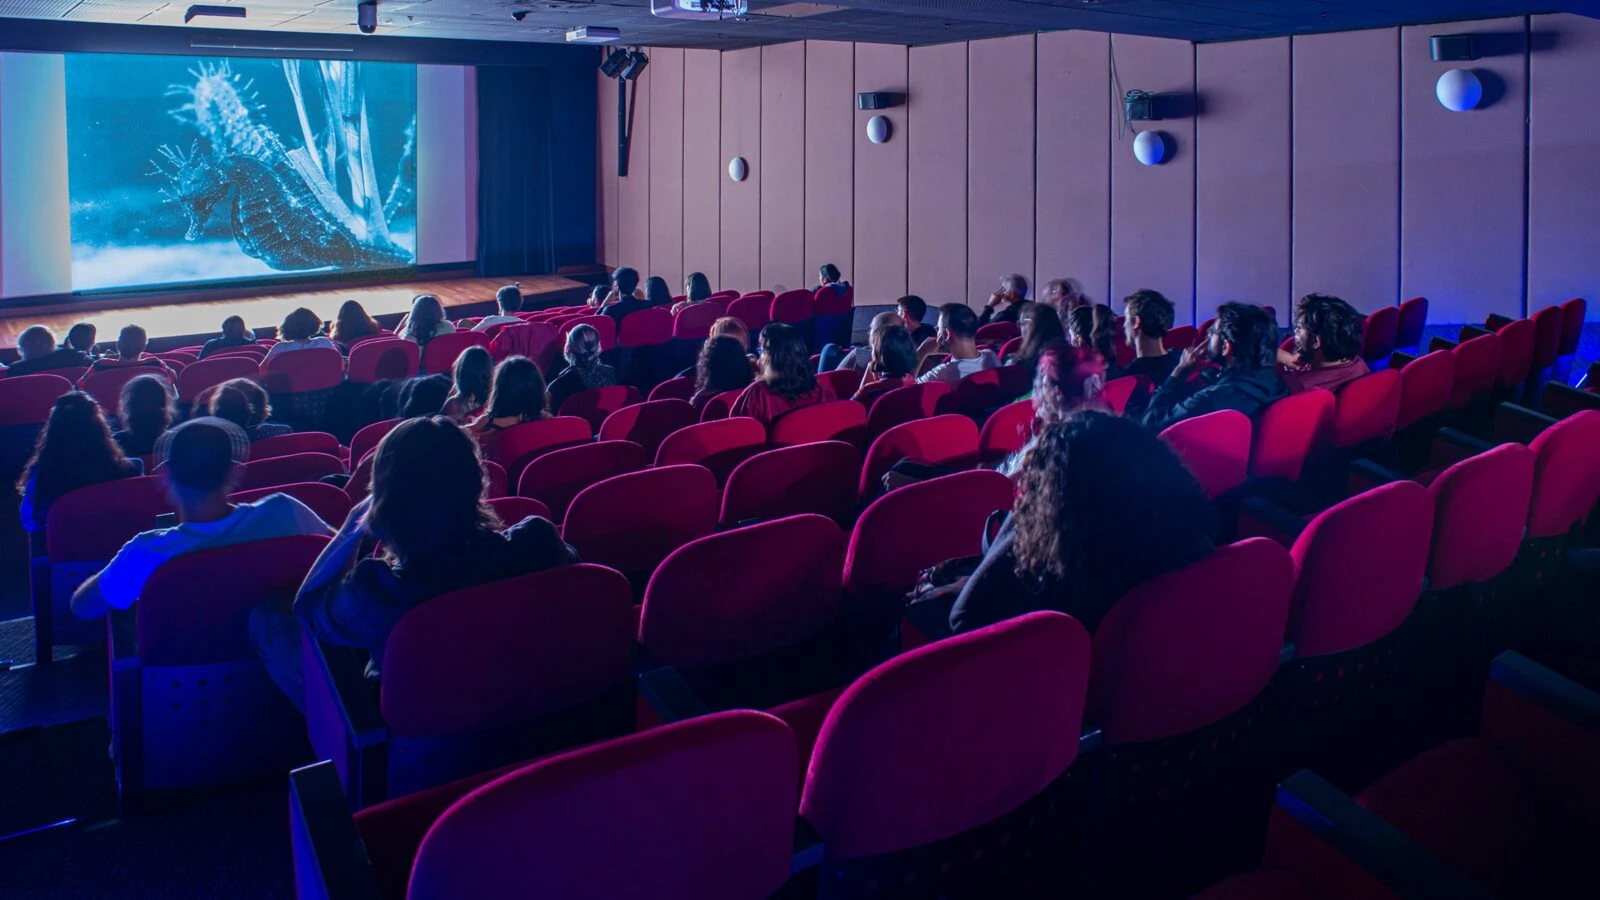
198 335 261 359
603 297 652 325
1141 365 1286 432
6 348 91 378
1116 349 1184 418
978 301 1025 327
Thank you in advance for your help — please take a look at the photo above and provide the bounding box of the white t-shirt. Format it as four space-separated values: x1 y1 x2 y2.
918 349 1001 386
95 494 333 611
473 315 522 331
263 336 339 361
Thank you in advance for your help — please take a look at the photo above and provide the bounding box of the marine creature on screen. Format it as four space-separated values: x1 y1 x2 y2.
65 54 417 292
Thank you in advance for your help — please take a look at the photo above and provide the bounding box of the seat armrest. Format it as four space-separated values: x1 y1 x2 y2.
289 761 383 900
1485 652 1600 736
1485 313 1515 332
638 666 710 724
1348 458 1410 496
1237 496 1308 548
1490 402 1556 445
1426 428 1492 471
1459 324 1493 341
1388 351 1417 371
1428 337 1457 354
1480 652 1600 829
304 636 386 748
1542 383 1600 420
109 607 139 669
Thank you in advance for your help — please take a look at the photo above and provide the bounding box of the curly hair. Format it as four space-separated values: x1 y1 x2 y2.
696 335 754 395
279 307 323 342
1068 304 1117 369
757 323 817 400
1214 302 1280 370
1032 344 1105 424
1293 293 1363 362
17 392 137 515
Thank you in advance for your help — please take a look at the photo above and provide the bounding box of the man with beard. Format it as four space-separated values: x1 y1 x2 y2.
1277 293 1370 394
1142 301 1286 431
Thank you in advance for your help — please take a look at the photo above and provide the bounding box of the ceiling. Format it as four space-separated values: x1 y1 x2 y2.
0 0 1583 50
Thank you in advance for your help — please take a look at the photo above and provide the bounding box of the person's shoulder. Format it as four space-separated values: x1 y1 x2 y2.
242 492 330 530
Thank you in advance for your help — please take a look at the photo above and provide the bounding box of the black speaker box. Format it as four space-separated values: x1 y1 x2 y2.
856 91 904 110
1430 35 1477 62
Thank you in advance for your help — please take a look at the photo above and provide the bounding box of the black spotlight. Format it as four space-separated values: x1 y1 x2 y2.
600 48 630 79
619 49 649 81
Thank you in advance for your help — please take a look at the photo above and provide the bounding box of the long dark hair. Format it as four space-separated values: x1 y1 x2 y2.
1068 304 1117 370
332 300 381 344
697 335 754 395
685 272 712 303
757 323 816 400
404 294 446 345
17 392 137 511
119 374 174 445
1017 302 1066 371
870 324 917 379
645 276 673 307
485 356 550 421
450 346 493 411
367 417 501 574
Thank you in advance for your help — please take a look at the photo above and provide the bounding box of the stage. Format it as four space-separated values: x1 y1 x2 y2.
0 273 592 354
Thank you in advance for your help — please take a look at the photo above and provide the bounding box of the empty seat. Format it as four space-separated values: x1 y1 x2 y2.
721 441 860 527
176 355 260 405
1165 324 1200 350
978 399 1034 466
859 414 980 498
974 321 1020 347
1395 296 1429 350
1330 369 1402 449
558 384 640 434
1100 374 1139 415
0 373 73 477
616 307 673 348
812 284 854 348
815 368 864 401
769 399 867 448
1492 317 1535 394
420 331 491 377
598 399 696 458
1525 409 1600 543
843 469 1013 607
726 295 771 333
564 465 718 589
236 452 344 492
672 304 722 341
654 417 767 486
247 431 342 462
1557 297 1586 357
697 389 744 421
79 366 173 420
1529 305 1563 376
1160 409 1252 500
517 440 648 522
1395 349 1455 431
1360 306 1398 364
231 481 352 527
485 495 553 525
648 375 697 402
864 381 952 440
347 338 421 383
481 416 593 485
260 347 343 430
935 367 1023 419
1449 332 1500 409
1250 388 1334 482
770 288 814 326
348 418 402 471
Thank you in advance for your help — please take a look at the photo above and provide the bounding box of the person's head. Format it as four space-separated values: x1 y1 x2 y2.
1208 302 1280 371
66 322 97 351
495 284 522 316
685 272 712 303
220 315 248 341
757 323 816 399
155 417 250 509
1042 279 1084 311
644 276 672 307
366 416 501 569
332 301 378 342
208 379 266 428
17 392 131 505
1011 410 1212 594
1122 289 1175 346
405 294 446 343
587 284 607 307
896 295 928 329
485 356 550 421
399 375 451 419
563 324 604 370
17 326 55 361
709 316 750 350
1001 273 1030 302
697 335 755 395
117 325 148 361
819 263 842 286
1017 302 1066 369
936 302 980 351
611 267 640 297
119 374 174 439
279 307 322 342
1292 293 1363 365
451 346 494 408
1068 304 1117 367
869 324 918 379
866 310 901 337
1033 344 1106 424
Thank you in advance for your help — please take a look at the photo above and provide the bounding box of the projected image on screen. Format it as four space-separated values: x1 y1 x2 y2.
66 54 416 292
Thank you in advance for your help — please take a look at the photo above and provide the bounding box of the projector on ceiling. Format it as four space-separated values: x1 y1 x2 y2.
566 26 621 43
650 0 748 20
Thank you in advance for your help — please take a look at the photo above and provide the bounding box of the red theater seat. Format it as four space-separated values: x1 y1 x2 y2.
1251 388 1334 483
176 356 260 405
617 307 673 348
480 416 593 485
1331 369 1402 449
557 315 616 351
237 451 344 492
978 399 1033 466
231 481 352 528
769 399 866 448
563 465 718 589
348 418 402 471
420 331 491 377
726 294 772 333
654 417 767 486
815 368 863 401
598 399 696 458
1160 409 1252 500
517 440 647 522
247 431 341 462
859 414 979 499
648 375 696 403
672 304 722 342
1360 306 1398 364
1395 296 1429 349
558 384 640 434
347 338 420 383
843 469 1012 608
864 381 950 440
770 289 814 326
79 366 173 420
720 441 860 528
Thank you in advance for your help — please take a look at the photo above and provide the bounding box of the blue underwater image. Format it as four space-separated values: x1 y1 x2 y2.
66 54 416 292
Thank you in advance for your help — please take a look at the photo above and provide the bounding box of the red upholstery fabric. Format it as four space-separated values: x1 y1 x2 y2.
800 611 1090 860
558 384 641 434
487 323 561 372
346 453 376 501
519 440 647 522
348 419 402 472
1089 538 1293 744
864 381 951 440
406 711 797 900
137 535 328 667
1395 296 1429 349
770 289 814 324
1165 325 1200 350
422 331 491 378
1526 409 1600 539
231 482 352 528
1480 678 1600 830
1160 409 1252 500
1190 871 1317 900
813 285 853 317
697 388 743 421
1330 369 1401 448
1360 306 1398 364
1449 333 1500 408
1259 805 1407 900
648 376 696 402
598 399 696 458
485 495 552 525
346 339 420 383
564 465 718 582
815 368 864 401
482 460 508 499
768 686 845 784
726 295 772 333
208 344 266 360
1529 305 1563 372
1101 375 1138 415
380 565 634 739
1251 388 1334 481
1425 442 1535 591
78 366 172 415
177 356 260 403
935 366 1026 419
0 373 72 425
247 431 341 461
1288 481 1432 658
481 416 593 485
1395 350 1454 430
843 469 1013 604
978 399 1034 466
617 308 673 348
238 452 344 492
671 304 722 341
720 441 860 527
860 414 980 498
974 322 1020 346
1492 318 1535 389
654 417 767 486
769 399 866 448
260 347 344 393
557 315 616 350
640 514 845 667
1558 297 1587 356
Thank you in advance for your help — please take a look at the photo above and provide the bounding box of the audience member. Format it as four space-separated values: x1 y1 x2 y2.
917 303 1000 386
995 344 1107 478
70 417 332 619
1279 293 1370 394
251 416 577 706
399 294 455 347
469 356 550 435
398 375 451 419
546 324 618 413
601 267 649 323
898 295 936 345
84 325 173 379
114 374 175 458
692 335 756 410
441 346 493 424
198 316 259 359
263 308 337 361
1067 304 1118 375
678 272 714 311
329 301 383 347
1013 302 1066 373
65 322 98 357
978 273 1029 326
473 285 523 331
729 323 834 427
585 284 607 309
820 310 901 373
16 392 143 532
644 276 674 309
1143 301 1286 431
210 379 293 442
818 263 851 296
854 324 919 407
6 326 91 377
1119 290 1184 418
677 316 754 379
1040 278 1087 312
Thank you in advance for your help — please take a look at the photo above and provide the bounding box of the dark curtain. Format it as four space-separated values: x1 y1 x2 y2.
475 64 596 276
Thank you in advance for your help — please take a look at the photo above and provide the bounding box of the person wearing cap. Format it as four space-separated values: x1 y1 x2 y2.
69 417 333 620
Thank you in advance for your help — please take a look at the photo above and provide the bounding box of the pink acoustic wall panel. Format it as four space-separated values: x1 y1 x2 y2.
907 41 968 306
967 35 1036 307
853 43 908 306
805 41 855 288
1196 38 1290 320
1109 35 1196 322
682 50 722 291
598 68 619 268
1527 13 1600 313
720 47 762 293
760 42 807 292
617 62 652 271
1035 31 1111 309
648 48 685 290
1401 17 1527 323
1292 28 1400 314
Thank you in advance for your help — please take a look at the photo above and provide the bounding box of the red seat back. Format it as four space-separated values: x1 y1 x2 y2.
617 308 673 348
860 414 980 498
483 416 593 485
1330 369 1402 448
655 417 767 486
564 465 719 582
517 440 648 521
1164 324 1200 350
0 373 73 425
482 460 509 499
865 381 951 441
770 289 814 325
1100 375 1138 415
769 399 866 448
1450 333 1500 408
1396 296 1429 349
1529 306 1563 372
935 367 1017 419
698 389 744 421
558 315 617 351
1251 388 1334 481
348 418 402 470
79 366 172 415
978 399 1034 465
648 376 697 403
813 284 853 316
816 368 863 401
381 565 635 739
800 611 1090 860
238 451 344 491
641 514 844 667
486 495 553 525
1492 318 1535 389
231 482 351 529
726 295 772 333
672 304 722 341
843 469 1013 604
1425 443 1534 590
261 348 344 394
487 323 562 372
209 344 266 361
721 441 860 527
1288 481 1433 658
46 475 171 561
1360 306 1398 364
1089 538 1293 744
974 322 1020 347
598 399 696 458
420 331 491 377
177 356 260 404
1160 409 1252 499
346 338 420 383
1395 350 1454 430
248 431 341 461
558 385 641 434
1526 409 1600 539
1558 297 1587 356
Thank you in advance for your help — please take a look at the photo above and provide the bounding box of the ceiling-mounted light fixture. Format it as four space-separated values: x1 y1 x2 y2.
599 47 630 78
565 25 621 43
357 0 377 33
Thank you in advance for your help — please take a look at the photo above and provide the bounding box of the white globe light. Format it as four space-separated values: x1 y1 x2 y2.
728 157 748 182
866 115 892 144
1133 130 1167 166
1436 69 1482 112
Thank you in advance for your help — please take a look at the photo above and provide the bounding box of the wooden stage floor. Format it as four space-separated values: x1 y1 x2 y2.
0 273 589 351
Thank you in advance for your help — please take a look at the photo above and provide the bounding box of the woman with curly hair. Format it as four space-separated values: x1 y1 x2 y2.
330 300 384 348
728 323 833 427
691 335 755 411
17 392 143 531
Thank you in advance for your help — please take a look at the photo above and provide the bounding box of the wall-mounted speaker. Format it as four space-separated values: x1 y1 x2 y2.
856 91 904 110
1430 35 1477 62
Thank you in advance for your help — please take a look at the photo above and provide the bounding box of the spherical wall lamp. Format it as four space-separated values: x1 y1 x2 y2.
1435 68 1482 112
728 157 748 183
1133 130 1168 166
866 115 892 144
